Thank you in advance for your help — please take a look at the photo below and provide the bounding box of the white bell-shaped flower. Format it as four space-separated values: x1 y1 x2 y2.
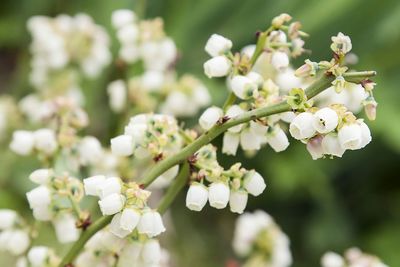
137 210 166 238
29 169 51 185
338 124 362 150
111 9 136 29
358 120 372 148
53 214 80 243
266 127 290 152
186 183 209 212
141 239 162 264
107 80 127 113
244 171 266 196
33 129 58 155
321 251 344 267
229 190 248 214
0 210 17 230
240 128 262 151
120 208 141 232
271 51 289 70
98 193 125 216
199 106 223 130
222 132 240 156
246 71 264 88
3 230 30 255
27 246 49 267
226 105 245 133
313 108 339 134
111 135 134 156
205 34 232 57
78 136 103 166
289 112 317 140
26 186 51 209
9 130 35 155
110 213 131 238
230 75 258 100
322 134 346 157
117 242 142 267
306 136 324 160
96 177 122 199
32 206 52 221
208 182 230 209
203 56 231 78
83 175 106 196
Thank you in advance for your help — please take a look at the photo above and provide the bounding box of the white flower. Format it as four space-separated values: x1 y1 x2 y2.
29 169 51 185
322 134 345 157
240 128 262 151
32 206 52 221
358 120 372 149
33 129 58 155
111 135 134 156
203 56 231 78
26 186 51 209
98 193 125 215
120 208 141 232
226 105 245 133
267 127 290 152
141 70 164 91
321 252 344 267
137 210 165 238
306 136 324 160
289 112 317 140
186 183 209 212
117 242 142 267
141 239 161 264
0 210 17 230
9 130 35 155
27 246 49 267
116 24 139 45
338 124 362 150
244 171 266 196
331 32 352 54
110 213 131 238
119 45 140 63
96 177 122 199
78 136 103 165
3 230 30 255
53 214 80 243
275 68 303 93
313 108 339 134
205 34 232 57
271 51 289 70
246 71 264 87
229 190 248 214
199 106 223 130
222 132 240 156
107 80 127 113
83 175 106 196
230 75 258 100
111 9 136 29
208 182 230 209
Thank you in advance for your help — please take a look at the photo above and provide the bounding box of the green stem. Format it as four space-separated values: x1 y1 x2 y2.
222 92 237 112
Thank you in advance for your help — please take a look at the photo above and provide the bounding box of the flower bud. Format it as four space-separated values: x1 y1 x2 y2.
9 130 35 155
363 97 377 121
222 132 240 156
53 214 80 243
295 59 318 77
230 75 258 100
208 182 230 209
199 106 223 130
29 169 51 185
27 246 49 267
338 124 362 150
244 171 266 196
266 127 290 152
141 239 161 264
271 51 289 70
111 135 134 156
226 105 245 133
120 208 141 232
83 175 106 196
186 183 209 212
2 230 30 255
321 252 344 267
111 9 136 29
331 32 352 55
289 112 317 140
229 190 248 214
0 210 17 230
137 210 165 238
98 193 125 215
96 177 122 199
313 108 339 134
240 128 263 151
306 135 324 160
272 13 292 28
109 213 131 238
33 129 58 155
26 186 51 209
203 56 231 78
32 206 52 221
322 134 345 157
205 34 232 57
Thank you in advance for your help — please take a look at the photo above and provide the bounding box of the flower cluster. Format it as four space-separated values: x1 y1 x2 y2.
10 128 58 156
84 176 165 239
185 145 266 214
0 210 30 256
321 248 388 267
232 210 292 267
16 246 60 267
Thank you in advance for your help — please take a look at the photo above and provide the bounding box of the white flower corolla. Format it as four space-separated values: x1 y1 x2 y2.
111 9 136 29
26 186 51 209
96 177 122 199
32 206 52 221
141 239 161 264
0 210 17 230
116 24 139 45
29 169 51 185
346 83 368 113
274 68 303 94
230 75 258 100
331 32 352 54
321 252 345 267
240 128 263 151
244 171 266 197
117 242 142 267
0 230 30 255
280 111 296 123
322 134 345 157
110 213 131 238
222 132 240 156
33 129 58 155
271 51 289 70
83 175 106 196
358 120 372 148
246 71 264 88
306 135 324 160
269 30 287 44
120 208 141 232
141 38 177 71
313 107 339 134
9 130 35 155
266 127 290 152
137 210 166 238
208 182 230 209
205 34 232 57
141 70 165 91
98 193 125 216
186 183 209 212
119 44 140 63
338 124 363 150
271 234 293 267
203 56 232 78
199 106 223 130
289 112 317 140
107 80 127 113
161 91 191 116
78 136 103 166
111 135 134 156
226 105 245 133
27 246 49 267
53 214 80 243
229 190 248 214
192 84 212 107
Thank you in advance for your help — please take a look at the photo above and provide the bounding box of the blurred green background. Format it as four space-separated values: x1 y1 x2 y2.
0 0 399 266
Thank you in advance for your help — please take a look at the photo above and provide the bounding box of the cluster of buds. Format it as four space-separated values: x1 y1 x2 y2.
16 246 60 267
84 176 165 239
232 210 292 267
0 210 30 256
186 145 266 214
76 229 170 267
111 114 183 160
26 169 83 243
321 248 388 267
